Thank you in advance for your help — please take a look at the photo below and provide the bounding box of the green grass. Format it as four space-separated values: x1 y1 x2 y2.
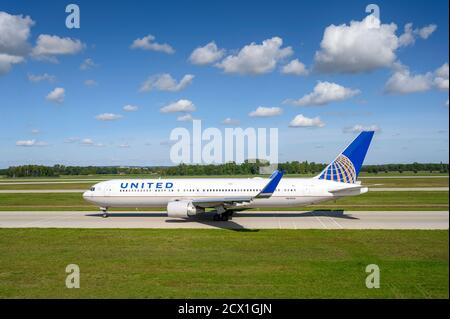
0 229 447 298
0 171 447 182
365 178 448 188
0 183 93 190
0 191 447 211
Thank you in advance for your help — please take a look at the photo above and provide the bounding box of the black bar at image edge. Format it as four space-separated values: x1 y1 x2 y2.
0 299 448 317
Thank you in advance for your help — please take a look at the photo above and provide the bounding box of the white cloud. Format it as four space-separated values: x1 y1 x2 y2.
80 138 104 147
434 63 449 91
176 114 194 122
130 34 174 54
289 114 325 128
0 12 34 74
281 59 308 75
416 24 437 39
0 11 34 56
84 79 98 87
314 16 437 74
140 73 194 92
0 53 24 75
385 63 432 94
216 37 293 75
248 106 282 117
32 34 84 62
160 99 196 113
80 58 97 70
314 16 399 73
123 104 138 112
95 113 123 121
31 129 40 134
343 124 380 133
64 137 79 143
118 143 130 148
16 139 48 147
189 42 225 65
46 87 65 104
28 73 55 83
385 62 448 94
0 11 33 74
222 118 240 126
398 23 416 47
398 23 437 47
286 81 360 106
80 138 94 145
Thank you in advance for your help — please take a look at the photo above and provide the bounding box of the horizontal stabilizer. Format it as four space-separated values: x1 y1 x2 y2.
329 185 369 195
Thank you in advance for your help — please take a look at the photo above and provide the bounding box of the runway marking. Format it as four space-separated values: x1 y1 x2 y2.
328 216 344 229
312 212 328 229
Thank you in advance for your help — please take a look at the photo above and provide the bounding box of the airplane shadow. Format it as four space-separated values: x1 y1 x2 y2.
85 209 357 230
234 210 359 220
166 212 259 232
85 211 256 231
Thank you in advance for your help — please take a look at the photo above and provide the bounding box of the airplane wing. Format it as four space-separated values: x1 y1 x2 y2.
191 170 285 208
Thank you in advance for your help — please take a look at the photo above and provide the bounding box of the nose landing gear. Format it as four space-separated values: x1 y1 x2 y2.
100 207 109 218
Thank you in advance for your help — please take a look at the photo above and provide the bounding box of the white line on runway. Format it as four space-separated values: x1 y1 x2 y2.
312 212 328 229
328 216 344 229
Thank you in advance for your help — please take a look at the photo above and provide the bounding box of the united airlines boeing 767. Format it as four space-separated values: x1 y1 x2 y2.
83 131 374 220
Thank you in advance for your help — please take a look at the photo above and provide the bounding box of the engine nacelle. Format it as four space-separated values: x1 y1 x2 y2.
167 200 203 218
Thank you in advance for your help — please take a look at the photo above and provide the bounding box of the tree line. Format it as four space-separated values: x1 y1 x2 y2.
0 162 448 178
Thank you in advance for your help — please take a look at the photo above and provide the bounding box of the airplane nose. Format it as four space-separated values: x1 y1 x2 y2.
82 191 90 199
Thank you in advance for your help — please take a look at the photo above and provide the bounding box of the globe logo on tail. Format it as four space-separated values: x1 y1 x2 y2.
319 154 357 183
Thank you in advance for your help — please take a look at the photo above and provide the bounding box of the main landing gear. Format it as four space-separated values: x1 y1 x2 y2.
100 207 109 218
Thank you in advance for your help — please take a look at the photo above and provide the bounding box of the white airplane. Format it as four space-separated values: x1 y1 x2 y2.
83 131 374 221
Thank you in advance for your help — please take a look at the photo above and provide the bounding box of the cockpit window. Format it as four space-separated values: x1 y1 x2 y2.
90 187 95 191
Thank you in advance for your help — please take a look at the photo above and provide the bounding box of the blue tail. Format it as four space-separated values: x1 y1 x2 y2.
256 169 285 198
316 131 375 184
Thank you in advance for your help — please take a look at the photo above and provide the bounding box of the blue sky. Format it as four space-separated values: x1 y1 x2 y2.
0 0 448 167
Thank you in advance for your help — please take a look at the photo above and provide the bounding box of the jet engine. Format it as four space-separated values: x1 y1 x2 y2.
167 200 204 218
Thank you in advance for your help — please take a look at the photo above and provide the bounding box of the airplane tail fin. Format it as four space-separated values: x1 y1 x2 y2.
315 131 375 184
256 169 284 199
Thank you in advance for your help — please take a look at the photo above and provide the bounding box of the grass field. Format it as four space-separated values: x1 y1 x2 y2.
0 171 448 181
0 229 447 298
0 191 447 211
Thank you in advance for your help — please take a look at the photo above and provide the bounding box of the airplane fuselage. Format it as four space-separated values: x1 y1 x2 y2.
83 177 368 209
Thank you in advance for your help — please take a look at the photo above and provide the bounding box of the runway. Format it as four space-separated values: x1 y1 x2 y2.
0 211 447 229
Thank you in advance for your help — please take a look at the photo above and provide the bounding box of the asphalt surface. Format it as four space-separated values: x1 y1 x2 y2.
0 210 447 229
